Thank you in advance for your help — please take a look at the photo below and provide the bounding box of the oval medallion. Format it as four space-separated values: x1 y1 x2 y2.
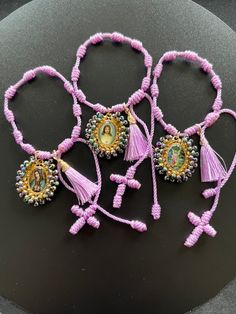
153 135 199 183
85 112 129 158
15 156 59 206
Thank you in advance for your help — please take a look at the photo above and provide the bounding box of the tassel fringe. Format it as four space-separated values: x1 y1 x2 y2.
200 133 227 182
124 109 148 161
58 159 99 205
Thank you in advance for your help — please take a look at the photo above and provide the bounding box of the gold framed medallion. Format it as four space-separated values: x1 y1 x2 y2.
153 135 199 183
16 156 59 206
85 112 129 158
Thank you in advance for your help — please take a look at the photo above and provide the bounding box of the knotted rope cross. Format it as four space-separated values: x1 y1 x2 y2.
69 204 100 234
184 210 217 247
110 166 141 208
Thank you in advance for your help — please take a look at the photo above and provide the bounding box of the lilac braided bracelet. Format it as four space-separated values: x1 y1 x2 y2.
110 93 161 215
72 31 152 161
152 51 223 132
152 50 223 182
72 32 156 214
4 65 98 207
4 66 81 159
185 108 236 247
72 32 152 112
151 50 236 246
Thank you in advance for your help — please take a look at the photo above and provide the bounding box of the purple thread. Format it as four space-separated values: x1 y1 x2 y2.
57 138 147 234
184 108 236 247
124 123 148 161
72 32 152 112
4 65 82 158
110 93 161 216
151 50 235 247
152 50 224 137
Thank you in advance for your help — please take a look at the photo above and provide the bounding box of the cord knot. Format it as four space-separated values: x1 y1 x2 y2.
5 86 17 100
141 77 151 91
111 32 124 42
202 188 217 199
41 66 57 76
200 59 213 72
153 107 163 121
90 33 103 44
131 39 143 51
77 45 87 58
163 50 177 61
151 83 159 97
58 138 74 154
211 75 222 90
128 89 145 106
64 81 74 94
204 112 220 127
75 89 86 103
23 69 36 81
131 220 147 232
151 203 161 220
153 63 163 78
71 67 80 82
73 104 82 117
164 124 178 135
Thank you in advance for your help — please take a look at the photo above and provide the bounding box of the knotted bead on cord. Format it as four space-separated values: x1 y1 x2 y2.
151 83 159 97
204 112 220 127
90 33 103 45
111 32 125 42
153 107 163 121
23 69 36 81
200 59 213 72
5 86 17 100
4 108 15 122
128 89 145 106
184 124 201 136
75 89 86 103
76 45 87 58
71 67 80 82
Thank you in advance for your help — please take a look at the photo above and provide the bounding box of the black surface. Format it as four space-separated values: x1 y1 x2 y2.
1 1 236 31
0 0 235 314
0 0 30 21
195 0 236 31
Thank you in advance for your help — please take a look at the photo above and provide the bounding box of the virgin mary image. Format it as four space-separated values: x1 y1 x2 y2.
30 167 46 192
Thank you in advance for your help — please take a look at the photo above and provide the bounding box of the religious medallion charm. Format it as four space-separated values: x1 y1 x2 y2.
85 112 129 158
153 135 199 182
15 156 59 206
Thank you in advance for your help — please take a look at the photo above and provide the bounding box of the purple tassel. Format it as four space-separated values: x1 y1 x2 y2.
58 159 99 204
124 110 148 161
200 133 227 182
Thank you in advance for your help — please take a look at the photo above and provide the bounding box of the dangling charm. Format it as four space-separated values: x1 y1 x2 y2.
200 130 227 182
124 108 148 161
153 135 198 182
85 112 129 158
55 157 99 205
15 156 59 206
